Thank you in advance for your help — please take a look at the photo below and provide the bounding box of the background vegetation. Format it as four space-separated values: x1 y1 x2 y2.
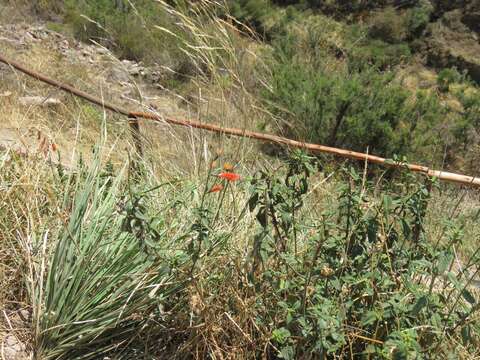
18 0 480 174
1 0 480 359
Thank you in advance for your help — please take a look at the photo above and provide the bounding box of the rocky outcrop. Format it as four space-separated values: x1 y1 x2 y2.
0 23 166 86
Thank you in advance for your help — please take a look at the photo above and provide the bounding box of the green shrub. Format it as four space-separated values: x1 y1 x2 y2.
260 20 445 159
264 59 431 156
437 67 463 92
406 3 433 37
348 39 412 71
246 155 480 358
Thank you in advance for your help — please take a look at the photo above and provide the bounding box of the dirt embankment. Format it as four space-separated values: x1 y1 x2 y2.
0 21 189 167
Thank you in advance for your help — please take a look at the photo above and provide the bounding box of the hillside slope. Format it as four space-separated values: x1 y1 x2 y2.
1 2 480 359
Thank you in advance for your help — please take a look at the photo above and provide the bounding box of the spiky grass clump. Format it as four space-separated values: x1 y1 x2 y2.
21 155 196 359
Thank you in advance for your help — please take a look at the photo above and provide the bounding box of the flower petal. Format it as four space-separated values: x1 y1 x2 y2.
218 172 241 182
208 184 224 193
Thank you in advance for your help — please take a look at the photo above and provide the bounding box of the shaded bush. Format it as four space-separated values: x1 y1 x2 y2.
437 67 463 92
406 1 434 37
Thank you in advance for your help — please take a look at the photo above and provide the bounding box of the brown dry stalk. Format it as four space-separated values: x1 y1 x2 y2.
1 53 479 187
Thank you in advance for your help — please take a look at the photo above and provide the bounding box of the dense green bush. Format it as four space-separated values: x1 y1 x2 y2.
347 39 412 71
437 67 463 92
264 57 438 157
257 11 456 161
406 2 433 37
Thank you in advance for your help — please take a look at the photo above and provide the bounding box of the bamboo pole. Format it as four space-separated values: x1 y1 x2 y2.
1 53 479 187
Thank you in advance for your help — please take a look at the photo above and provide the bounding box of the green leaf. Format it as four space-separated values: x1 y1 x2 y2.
437 252 452 274
461 325 471 345
272 327 291 345
462 289 476 305
278 345 295 360
361 310 378 326
411 295 428 315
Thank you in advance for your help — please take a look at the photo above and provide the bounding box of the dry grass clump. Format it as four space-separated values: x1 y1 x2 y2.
0 151 64 357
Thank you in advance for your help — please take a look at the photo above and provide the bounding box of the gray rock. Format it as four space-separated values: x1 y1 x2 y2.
129 65 140 76
81 48 92 57
3 335 26 360
108 67 130 83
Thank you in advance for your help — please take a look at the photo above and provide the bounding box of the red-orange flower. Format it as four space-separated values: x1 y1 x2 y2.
223 162 234 171
208 184 224 193
218 172 241 182
51 143 57 152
